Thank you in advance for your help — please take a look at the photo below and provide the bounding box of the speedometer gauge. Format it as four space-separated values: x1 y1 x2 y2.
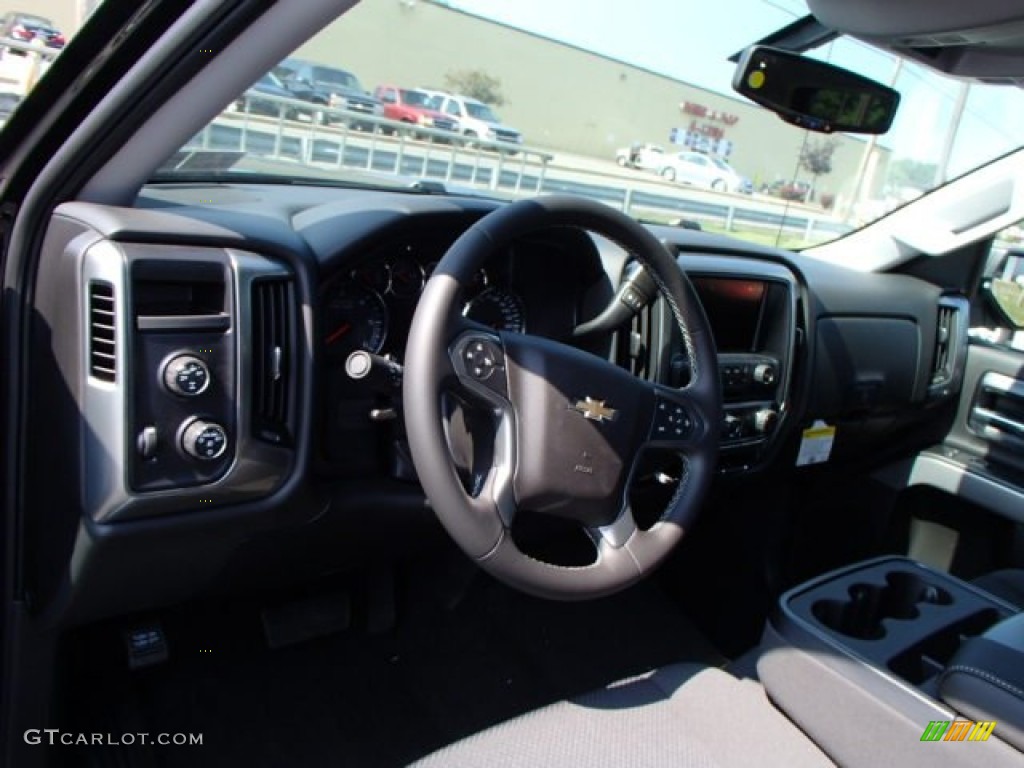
463 287 526 333
323 283 389 359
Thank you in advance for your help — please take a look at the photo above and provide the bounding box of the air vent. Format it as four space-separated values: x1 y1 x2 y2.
88 281 117 382
252 279 295 444
929 296 968 397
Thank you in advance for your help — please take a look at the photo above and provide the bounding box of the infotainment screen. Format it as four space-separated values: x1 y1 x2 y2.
691 277 766 352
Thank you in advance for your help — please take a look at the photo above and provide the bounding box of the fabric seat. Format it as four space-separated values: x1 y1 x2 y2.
972 569 1024 610
411 663 834 768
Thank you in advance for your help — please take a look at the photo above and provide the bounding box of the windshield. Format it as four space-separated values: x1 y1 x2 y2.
401 89 432 108
260 72 286 89
164 0 1024 249
465 101 500 122
313 66 360 90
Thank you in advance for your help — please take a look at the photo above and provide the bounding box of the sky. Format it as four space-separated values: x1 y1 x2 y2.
446 0 806 97
446 0 1024 183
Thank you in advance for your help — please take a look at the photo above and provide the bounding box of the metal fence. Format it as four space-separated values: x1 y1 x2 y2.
189 91 555 195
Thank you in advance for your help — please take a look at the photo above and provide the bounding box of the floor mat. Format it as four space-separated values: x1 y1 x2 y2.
64 571 722 768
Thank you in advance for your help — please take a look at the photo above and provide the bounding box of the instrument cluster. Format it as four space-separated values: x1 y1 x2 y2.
321 240 526 362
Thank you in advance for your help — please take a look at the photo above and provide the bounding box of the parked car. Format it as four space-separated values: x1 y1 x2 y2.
373 85 459 137
0 91 20 122
0 12 65 54
761 179 813 202
420 89 523 151
658 151 745 192
615 142 665 170
234 70 330 123
275 58 383 129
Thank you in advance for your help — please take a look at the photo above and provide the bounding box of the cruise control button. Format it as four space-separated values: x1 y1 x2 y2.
652 399 693 440
463 339 503 381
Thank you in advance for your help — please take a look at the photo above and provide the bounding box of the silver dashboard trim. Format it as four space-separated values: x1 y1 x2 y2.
881 449 1024 525
81 241 297 523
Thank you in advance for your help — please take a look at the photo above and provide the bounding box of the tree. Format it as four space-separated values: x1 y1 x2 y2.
798 137 839 200
443 69 505 106
887 158 938 193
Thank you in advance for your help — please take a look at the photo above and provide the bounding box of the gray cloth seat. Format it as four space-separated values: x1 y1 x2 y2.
411 663 834 767
972 569 1024 610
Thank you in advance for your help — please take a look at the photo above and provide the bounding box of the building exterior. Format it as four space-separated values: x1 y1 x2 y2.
296 0 889 201
24 0 889 203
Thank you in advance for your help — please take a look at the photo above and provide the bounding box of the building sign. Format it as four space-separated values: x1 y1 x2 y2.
674 102 739 158
680 101 740 126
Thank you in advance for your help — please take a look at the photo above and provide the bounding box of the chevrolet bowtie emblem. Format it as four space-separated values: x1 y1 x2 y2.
570 397 618 423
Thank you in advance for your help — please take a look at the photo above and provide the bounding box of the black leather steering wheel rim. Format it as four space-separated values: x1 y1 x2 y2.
404 195 721 600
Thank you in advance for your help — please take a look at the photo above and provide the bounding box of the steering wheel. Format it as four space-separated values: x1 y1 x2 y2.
404 196 721 600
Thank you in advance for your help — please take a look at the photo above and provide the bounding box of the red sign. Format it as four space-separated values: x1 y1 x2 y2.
681 101 739 126
689 120 724 140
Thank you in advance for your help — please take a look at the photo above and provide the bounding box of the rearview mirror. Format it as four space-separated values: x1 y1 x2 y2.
732 46 900 134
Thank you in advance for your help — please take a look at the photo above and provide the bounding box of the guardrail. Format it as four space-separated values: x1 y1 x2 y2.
185 89 846 245
191 90 554 194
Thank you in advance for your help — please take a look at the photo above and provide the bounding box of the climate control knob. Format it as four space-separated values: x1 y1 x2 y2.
753 408 779 435
753 363 776 386
181 419 228 461
163 354 211 397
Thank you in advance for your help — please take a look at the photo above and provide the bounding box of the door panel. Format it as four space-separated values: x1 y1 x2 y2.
903 343 1024 526
947 343 1024 475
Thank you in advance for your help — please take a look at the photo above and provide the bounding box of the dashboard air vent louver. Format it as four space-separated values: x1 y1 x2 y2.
88 281 117 382
929 296 969 398
252 278 295 445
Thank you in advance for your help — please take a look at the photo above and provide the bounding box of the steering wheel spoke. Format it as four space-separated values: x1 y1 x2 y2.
590 502 639 550
445 331 518 527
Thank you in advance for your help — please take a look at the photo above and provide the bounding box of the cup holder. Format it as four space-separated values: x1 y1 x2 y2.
811 571 952 640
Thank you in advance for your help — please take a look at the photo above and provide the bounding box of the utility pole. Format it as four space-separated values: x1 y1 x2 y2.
76 0 102 31
844 56 902 223
934 80 969 187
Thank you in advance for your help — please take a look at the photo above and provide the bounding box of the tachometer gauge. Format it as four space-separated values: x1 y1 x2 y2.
351 261 391 294
463 287 526 333
323 283 389 359
388 250 425 299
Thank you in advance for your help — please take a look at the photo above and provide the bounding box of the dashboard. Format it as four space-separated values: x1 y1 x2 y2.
25 185 963 624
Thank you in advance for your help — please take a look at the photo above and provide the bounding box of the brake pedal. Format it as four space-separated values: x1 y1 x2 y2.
262 591 351 649
125 623 169 670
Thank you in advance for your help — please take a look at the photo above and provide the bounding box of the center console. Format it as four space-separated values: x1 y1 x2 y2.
757 557 1022 767
683 263 799 473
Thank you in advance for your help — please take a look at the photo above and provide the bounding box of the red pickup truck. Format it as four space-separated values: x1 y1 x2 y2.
373 85 458 136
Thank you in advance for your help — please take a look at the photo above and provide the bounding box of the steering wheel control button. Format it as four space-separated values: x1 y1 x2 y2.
463 338 502 381
620 286 646 311
163 354 211 397
653 399 693 439
181 419 228 461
